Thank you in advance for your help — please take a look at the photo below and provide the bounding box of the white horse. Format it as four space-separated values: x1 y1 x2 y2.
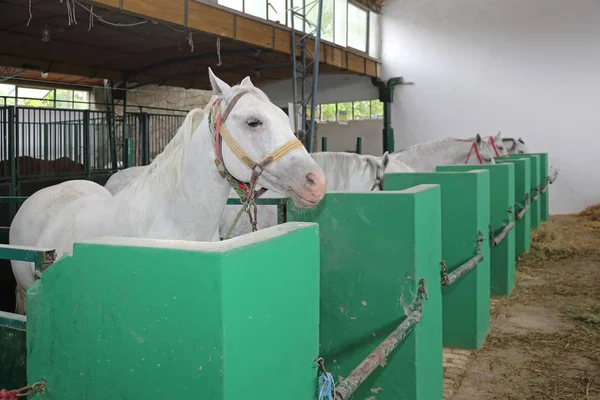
501 136 559 184
9 68 326 314
104 165 146 195
219 151 413 238
385 134 496 173
502 137 528 154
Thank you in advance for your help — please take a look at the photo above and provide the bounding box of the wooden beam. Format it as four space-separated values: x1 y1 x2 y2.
91 0 380 78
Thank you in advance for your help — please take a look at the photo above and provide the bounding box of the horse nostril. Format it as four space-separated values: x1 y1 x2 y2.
305 173 316 186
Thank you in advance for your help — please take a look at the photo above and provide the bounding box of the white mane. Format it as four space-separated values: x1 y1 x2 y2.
118 108 206 197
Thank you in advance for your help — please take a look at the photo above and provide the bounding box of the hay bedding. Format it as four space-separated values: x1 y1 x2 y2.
448 205 600 400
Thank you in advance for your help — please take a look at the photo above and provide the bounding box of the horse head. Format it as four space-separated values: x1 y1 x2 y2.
207 68 326 208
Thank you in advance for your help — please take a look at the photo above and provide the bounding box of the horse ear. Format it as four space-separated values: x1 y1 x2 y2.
495 131 502 140
518 137 525 144
475 133 482 144
381 151 390 169
208 67 231 96
240 76 254 87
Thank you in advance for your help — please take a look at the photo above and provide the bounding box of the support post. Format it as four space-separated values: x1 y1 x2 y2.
7 106 17 219
83 110 91 180
372 77 405 153
321 137 327 152
356 137 362 154
139 112 150 165
124 138 134 168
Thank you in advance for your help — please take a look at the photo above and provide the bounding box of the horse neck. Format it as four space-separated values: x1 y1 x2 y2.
311 152 378 191
115 115 231 240
393 140 474 171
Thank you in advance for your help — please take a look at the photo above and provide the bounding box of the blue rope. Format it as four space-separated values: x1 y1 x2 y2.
318 372 335 400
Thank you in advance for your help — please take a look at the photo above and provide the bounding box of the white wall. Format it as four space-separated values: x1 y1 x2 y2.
316 119 383 155
259 74 378 108
381 0 600 214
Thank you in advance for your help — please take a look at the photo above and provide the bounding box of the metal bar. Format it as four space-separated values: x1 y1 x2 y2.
0 311 26 331
277 201 287 225
7 106 16 219
140 113 150 165
442 253 484 286
356 137 362 154
307 0 323 153
226 198 286 206
0 196 28 203
334 311 422 400
516 204 530 221
490 221 515 247
124 138 134 168
83 110 91 179
321 136 327 151
0 244 55 276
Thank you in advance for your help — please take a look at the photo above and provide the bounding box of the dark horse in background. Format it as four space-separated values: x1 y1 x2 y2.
0 155 86 313
0 155 85 179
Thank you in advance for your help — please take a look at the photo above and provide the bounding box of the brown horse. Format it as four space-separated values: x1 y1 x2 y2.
0 156 85 180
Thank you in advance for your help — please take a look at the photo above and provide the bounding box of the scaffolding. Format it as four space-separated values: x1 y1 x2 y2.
290 0 323 152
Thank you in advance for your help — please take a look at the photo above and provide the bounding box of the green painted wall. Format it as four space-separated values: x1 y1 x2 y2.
528 153 550 221
436 164 515 296
384 172 491 350
495 158 532 257
27 223 320 400
287 187 444 400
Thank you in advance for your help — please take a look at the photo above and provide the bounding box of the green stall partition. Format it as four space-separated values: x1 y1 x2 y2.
384 171 491 350
503 154 541 228
529 153 550 222
27 223 320 400
495 158 532 257
436 164 515 297
287 187 443 400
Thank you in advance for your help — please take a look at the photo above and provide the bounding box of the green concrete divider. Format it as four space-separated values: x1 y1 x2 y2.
26 223 320 399
503 154 541 228
436 164 515 296
383 172 491 350
529 153 550 222
495 158 532 256
287 187 444 400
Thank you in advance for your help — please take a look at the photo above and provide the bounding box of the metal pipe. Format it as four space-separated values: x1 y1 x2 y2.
356 137 362 154
307 0 323 153
442 253 484 286
334 311 422 400
516 204 530 221
490 221 515 247
372 77 404 153
321 137 328 151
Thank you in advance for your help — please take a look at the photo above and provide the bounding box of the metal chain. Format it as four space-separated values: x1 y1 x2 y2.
414 278 428 313
440 261 449 286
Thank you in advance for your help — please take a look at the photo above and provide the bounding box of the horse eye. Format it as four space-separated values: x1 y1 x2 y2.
246 118 262 128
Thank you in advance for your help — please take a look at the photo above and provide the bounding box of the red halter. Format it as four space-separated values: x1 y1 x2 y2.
487 136 507 157
465 141 483 164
